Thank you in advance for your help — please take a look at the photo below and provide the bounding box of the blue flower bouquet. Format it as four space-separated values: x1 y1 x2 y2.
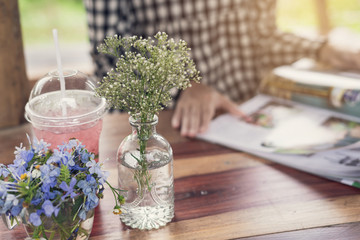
0 137 124 240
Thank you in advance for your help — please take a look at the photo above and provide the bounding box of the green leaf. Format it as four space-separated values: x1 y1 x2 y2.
58 164 71 185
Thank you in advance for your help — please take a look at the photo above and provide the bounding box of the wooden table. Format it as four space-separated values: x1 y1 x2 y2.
1 111 360 240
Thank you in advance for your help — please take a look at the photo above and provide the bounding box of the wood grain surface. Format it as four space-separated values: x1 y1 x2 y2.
0 111 359 240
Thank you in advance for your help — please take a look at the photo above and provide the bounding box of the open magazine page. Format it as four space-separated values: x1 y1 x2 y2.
198 94 360 188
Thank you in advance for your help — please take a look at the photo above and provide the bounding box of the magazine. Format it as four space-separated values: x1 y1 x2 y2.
198 94 360 188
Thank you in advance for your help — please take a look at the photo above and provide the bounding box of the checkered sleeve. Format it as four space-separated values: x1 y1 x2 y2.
84 0 328 103
83 0 132 81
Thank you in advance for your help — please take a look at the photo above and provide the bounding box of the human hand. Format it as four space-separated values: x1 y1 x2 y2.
171 83 248 137
318 42 360 70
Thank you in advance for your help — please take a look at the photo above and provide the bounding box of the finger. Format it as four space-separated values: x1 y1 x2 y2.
220 96 251 121
199 105 215 133
188 105 201 137
180 106 192 137
171 104 183 129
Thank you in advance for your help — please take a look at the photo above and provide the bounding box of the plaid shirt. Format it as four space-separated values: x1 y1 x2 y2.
84 0 325 102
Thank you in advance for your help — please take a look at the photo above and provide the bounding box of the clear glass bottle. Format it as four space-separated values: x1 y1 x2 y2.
117 115 174 230
2 195 94 240
22 196 94 240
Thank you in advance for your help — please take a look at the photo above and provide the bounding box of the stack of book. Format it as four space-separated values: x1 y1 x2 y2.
259 58 360 117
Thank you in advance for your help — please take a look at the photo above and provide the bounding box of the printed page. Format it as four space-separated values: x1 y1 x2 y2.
198 94 360 187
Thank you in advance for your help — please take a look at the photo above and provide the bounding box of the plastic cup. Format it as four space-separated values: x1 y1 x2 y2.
24 69 107 156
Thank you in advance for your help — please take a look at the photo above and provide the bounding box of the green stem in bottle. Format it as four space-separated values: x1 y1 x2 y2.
136 113 153 192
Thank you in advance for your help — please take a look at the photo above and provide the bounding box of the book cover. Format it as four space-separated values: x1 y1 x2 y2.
259 59 360 117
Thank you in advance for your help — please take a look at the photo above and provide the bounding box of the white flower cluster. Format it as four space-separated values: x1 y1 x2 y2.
96 32 201 121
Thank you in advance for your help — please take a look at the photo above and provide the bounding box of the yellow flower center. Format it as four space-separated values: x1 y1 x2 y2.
113 208 122 215
20 173 27 180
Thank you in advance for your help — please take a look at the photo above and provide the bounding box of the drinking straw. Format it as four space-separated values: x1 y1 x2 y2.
52 29 67 116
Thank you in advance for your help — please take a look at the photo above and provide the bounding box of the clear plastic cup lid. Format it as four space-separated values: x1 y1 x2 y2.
25 69 107 128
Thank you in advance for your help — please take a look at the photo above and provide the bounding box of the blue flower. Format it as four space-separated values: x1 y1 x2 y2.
41 184 51 195
66 139 79 149
40 165 60 198
68 157 75 167
10 199 23 216
86 160 109 184
86 160 101 175
43 190 60 201
10 206 21 216
36 209 44 216
14 143 34 164
70 165 87 172
31 197 42 206
13 143 25 156
40 165 60 187
30 190 44 206
77 175 97 195
2 137 112 234
29 212 42 226
42 200 59 217
46 151 61 165
8 159 28 179
31 137 51 154
77 180 92 195
1 194 17 215
59 139 84 152
84 192 99 211
21 150 34 163
78 209 87 220
47 150 72 166
0 182 8 198
80 151 94 164
0 164 10 178
59 178 77 201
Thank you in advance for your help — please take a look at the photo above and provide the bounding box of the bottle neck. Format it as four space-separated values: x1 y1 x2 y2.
129 115 158 140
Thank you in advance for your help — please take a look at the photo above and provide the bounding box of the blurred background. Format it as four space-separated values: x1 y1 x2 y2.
18 0 360 80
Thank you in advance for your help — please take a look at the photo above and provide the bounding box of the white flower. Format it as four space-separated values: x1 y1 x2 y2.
96 32 201 120
31 169 41 179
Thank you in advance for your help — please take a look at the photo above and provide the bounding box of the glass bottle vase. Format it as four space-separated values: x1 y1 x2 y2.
22 196 94 240
117 115 174 230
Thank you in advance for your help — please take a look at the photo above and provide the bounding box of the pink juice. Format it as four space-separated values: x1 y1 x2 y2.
32 120 103 155
25 90 107 157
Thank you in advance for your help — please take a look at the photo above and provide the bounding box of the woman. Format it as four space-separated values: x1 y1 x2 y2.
84 0 360 137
